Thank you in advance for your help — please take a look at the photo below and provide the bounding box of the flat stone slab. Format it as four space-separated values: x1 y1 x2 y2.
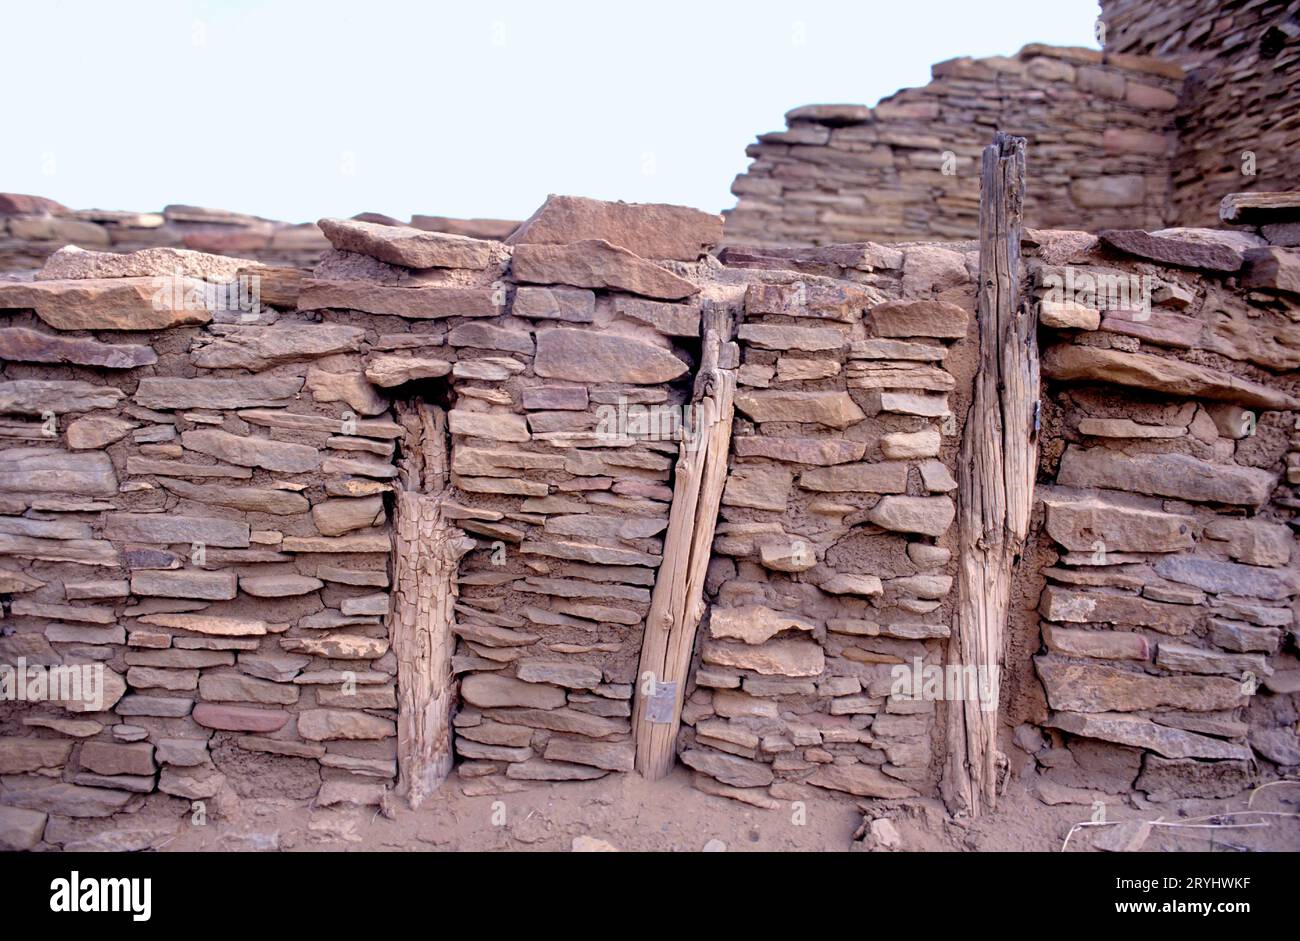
104 512 250 548
364 354 452 387
0 380 124 415
800 461 908 493
534 328 688 384
319 217 495 269
867 495 955 536
0 782 133 818
1099 228 1245 272
130 569 237 600
158 478 309 515
180 428 320 473
735 390 865 428
0 805 48 850
1042 343 1299 411
38 244 260 281
461 673 567 710
1035 656 1246 713
192 703 290 733
136 613 268 636
680 747 773 787
0 327 156 368
511 286 596 323
1040 586 1201 634
869 299 969 338
1048 711 1253 761
511 240 699 300
1043 495 1195 553
1057 446 1277 508
709 605 816 645
190 323 365 370
0 449 117 496
0 278 213 330
507 194 722 261
702 638 825 677
1154 556 1300 602
1220 190 1300 224
135 376 304 410
732 436 866 465
297 280 501 319
807 762 917 798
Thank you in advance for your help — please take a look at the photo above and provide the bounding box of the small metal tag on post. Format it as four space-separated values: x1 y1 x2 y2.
644 680 678 724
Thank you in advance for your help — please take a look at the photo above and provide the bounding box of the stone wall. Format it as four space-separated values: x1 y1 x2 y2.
725 3 1300 249
0 193 522 279
440 197 722 786
1009 219 1300 800
1100 0 1300 228
723 45 1183 247
0 241 412 842
0 195 751 846
1 192 1297 849
0 195 330 275
681 240 975 803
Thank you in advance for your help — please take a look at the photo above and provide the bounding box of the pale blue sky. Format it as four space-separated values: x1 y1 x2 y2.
1 0 1101 223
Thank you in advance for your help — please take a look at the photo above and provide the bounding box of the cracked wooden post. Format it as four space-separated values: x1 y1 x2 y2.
942 132 1037 817
633 302 738 780
390 400 473 809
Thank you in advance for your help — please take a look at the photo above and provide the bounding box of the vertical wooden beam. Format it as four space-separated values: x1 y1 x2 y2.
390 401 472 809
942 132 1037 817
633 303 738 780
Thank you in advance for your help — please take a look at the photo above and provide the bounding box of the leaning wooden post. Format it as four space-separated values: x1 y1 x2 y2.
390 401 473 808
633 302 738 780
942 132 1037 817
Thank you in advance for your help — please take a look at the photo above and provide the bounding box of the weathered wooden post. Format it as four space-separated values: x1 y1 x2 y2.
632 302 738 779
390 400 473 808
942 132 1038 817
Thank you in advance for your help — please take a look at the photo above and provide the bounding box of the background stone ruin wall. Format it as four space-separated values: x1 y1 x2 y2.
1099 0 1300 229
0 194 518 279
723 45 1183 247
0 195 330 274
725 1 1300 250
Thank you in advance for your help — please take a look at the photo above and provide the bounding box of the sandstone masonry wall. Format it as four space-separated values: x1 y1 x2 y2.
0 195 330 274
679 240 975 803
1011 220 1300 800
0 197 752 846
725 3 1300 249
0 194 521 280
723 45 1183 247
1100 0 1300 229
1 193 1297 850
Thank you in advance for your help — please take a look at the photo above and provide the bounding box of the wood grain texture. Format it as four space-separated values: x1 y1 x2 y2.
942 133 1038 817
632 302 738 779
390 401 472 808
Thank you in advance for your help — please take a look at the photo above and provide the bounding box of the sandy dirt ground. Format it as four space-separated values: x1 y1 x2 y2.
134 768 1300 853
